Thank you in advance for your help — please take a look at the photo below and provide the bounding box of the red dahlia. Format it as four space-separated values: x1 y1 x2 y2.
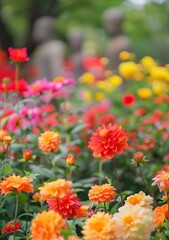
47 191 82 219
88 123 128 161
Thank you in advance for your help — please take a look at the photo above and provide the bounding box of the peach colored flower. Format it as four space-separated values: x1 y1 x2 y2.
0 174 33 194
68 236 81 240
88 123 128 161
38 130 60 154
152 169 169 192
125 191 153 209
153 204 168 227
39 179 72 201
88 184 116 204
30 210 66 240
82 212 115 240
113 204 155 240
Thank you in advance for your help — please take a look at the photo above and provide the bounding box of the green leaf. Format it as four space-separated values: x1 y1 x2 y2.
3 166 13 176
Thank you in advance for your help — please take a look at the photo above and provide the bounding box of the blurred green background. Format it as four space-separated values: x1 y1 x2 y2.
0 0 169 62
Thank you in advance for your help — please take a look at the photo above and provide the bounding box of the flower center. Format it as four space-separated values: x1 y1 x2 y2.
124 215 133 224
99 129 108 137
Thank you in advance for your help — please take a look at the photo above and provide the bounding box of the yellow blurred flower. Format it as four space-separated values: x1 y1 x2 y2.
140 56 156 69
150 66 169 82
119 51 135 61
79 73 95 85
137 88 152 99
152 81 166 95
96 80 107 90
95 92 105 101
82 90 93 102
108 75 123 87
119 61 138 79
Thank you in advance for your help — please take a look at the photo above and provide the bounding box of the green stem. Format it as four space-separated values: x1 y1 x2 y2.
138 165 157 206
4 146 9 173
113 159 123 205
167 192 169 220
98 158 103 185
15 64 19 94
104 202 107 212
14 192 19 240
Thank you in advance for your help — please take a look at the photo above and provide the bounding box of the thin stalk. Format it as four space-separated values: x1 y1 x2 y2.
104 202 107 212
14 192 19 240
138 165 157 206
94 204 99 214
98 158 103 185
4 146 9 170
167 192 169 220
15 64 19 94
69 167 73 180
113 159 123 205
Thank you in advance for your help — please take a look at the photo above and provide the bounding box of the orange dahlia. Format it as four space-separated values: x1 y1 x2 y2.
47 190 82 219
39 179 72 201
88 123 128 161
153 204 168 227
0 174 34 194
88 183 116 204
38 130 60 154
30 210 66 240
82 212 115 240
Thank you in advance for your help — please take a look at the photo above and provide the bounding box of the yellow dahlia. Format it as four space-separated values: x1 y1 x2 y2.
82 212 115 240
88 184 116 204
38 130 60 154
30 210 66 240
113 204 155 240
39 179 72 201
125 191 153 209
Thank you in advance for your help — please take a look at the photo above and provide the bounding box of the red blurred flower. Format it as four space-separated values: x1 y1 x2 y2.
47 191 82 219
88 123 128 161
0 79 28 94
122 93 136 106
134 108 147 117
8 47 29 63
2 221 21 234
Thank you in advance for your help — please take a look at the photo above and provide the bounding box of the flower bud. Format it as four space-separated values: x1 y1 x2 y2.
23 149 32 160
66 154 75 165
133 152 144 163
3 135 13 145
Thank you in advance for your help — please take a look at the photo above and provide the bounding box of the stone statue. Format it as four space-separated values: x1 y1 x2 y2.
68 28 84 78
32 16 65 80
103 8 131 71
